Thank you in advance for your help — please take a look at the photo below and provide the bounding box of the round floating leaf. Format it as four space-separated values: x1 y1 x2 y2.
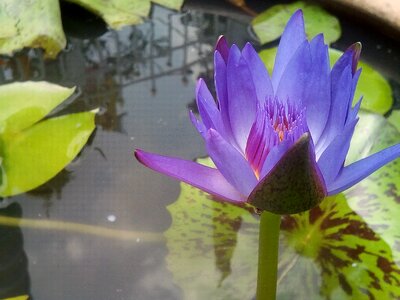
252 1 341 45
259 47 393 114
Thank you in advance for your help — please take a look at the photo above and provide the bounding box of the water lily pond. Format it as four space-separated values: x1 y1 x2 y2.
0 1 399 299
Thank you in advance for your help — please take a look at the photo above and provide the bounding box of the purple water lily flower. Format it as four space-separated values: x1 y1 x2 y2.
135 10 400 214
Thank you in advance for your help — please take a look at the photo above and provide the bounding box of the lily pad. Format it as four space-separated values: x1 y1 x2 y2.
0 82 96 197
0 0 66 58
165 111 400 299
259 47 393 114
252 1 341 45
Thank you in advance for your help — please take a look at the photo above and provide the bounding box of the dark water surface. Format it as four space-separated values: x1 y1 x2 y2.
0 1 399 299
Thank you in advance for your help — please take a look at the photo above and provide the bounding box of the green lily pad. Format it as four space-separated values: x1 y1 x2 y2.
165 111 400 299
0 82 96 197
259 47 393 115
0 0 66 58
252 1 341 45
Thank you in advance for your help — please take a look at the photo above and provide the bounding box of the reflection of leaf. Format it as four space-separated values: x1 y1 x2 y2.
0 82 96 197
4 296 29 300
252 1 340 45
165 112 400 299
0 0 184 57
259 48 393 115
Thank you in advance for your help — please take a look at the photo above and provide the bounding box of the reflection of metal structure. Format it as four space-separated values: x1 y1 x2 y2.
0 6 249 105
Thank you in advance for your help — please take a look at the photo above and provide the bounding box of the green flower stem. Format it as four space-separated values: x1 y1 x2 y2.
256 210 281 300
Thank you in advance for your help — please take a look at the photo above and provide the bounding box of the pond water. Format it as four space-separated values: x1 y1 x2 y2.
0 1 399 299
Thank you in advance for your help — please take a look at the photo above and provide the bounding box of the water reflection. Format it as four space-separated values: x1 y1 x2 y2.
0 203 31 299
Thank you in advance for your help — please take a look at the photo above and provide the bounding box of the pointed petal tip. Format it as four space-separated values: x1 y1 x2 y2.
134 149 146 164
347 42 362 73
215 36 229 62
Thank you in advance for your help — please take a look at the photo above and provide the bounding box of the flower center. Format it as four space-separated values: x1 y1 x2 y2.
245 98 307 179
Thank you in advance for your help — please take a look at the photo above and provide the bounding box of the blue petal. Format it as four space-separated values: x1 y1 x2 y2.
275 40 312 106
205 128 257 196
135 149 246 202
316 65 353 157
196 79 227 138
242 42 274 105
189 110 206 136
304 34 331 143
327 143 400 195
272 10 306 91
317 118 358 186
331 43 361 99
214 51 235 144
226 45 258 151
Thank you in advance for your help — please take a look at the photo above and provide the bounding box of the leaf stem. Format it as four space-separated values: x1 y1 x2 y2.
256 210 281 300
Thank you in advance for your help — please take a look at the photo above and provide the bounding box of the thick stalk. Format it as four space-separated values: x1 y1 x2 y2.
256 210 281 300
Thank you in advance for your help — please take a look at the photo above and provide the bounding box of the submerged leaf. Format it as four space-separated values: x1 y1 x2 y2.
252 1 341 45
0 0 66 58
165 112 400 299
259 48 393 114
